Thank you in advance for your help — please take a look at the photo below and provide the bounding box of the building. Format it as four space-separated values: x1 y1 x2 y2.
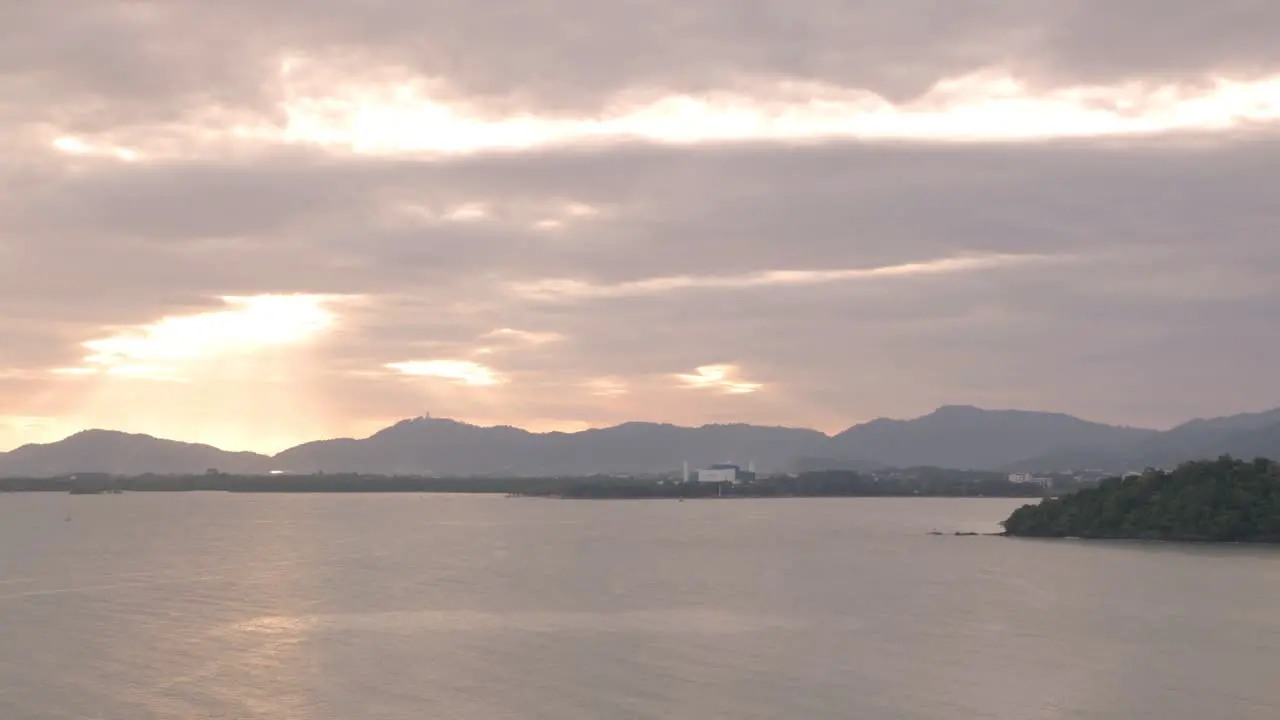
696 463 756 484
1008 472 1052 488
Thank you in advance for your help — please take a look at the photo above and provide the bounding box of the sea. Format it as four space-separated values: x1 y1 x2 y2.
1 493 1277 719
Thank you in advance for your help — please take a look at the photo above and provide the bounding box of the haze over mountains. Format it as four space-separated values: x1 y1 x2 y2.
3 406 1280 478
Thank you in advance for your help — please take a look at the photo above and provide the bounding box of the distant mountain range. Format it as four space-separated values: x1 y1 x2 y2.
2 405 1279 478
0 430 269 477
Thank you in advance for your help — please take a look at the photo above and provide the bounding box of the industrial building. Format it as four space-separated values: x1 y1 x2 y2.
685 462 756 484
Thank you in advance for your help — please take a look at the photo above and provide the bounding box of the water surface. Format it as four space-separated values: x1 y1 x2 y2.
1 493 1277 719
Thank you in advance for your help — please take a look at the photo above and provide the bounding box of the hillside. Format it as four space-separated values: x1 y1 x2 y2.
1002 457 1280 542
4 406 1280 478
829 405 1156 470
272 417 839 476
1012 410 1280 472
0 430 271 477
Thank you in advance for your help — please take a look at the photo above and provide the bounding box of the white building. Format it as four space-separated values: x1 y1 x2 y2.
697 467 739 484
693 463 756 484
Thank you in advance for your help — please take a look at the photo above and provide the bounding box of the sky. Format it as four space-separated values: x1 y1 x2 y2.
2 1 1279 453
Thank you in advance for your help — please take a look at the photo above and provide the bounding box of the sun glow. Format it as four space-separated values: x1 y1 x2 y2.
52 135 141 161
32 294 350 453
379 197 605 235
387 359 502 386
482 328 565 345
676 365 763 395
585 377 629 397
57 295 340 379
0 415 73 450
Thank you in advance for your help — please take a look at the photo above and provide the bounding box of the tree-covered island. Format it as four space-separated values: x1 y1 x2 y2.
1002 456 1280 542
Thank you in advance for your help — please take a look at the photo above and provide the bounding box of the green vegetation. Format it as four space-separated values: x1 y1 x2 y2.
1002 456 1280 542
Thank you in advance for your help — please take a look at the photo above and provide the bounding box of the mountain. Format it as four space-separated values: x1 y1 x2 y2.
1214 420 1280 461
0 430 271 477
1012 409 1280 472
828 405 1157 471
4 406 1279 478
272 417 844 476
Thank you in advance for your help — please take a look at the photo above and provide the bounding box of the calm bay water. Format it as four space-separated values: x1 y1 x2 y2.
1 493 1277 719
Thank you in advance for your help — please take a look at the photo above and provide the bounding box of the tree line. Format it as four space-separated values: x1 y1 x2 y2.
1002 456 1280 542
0 468 1064 498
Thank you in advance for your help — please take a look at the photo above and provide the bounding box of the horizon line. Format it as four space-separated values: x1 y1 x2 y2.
5 403 1270 455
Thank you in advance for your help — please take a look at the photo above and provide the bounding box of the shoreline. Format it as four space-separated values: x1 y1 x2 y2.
1 488 1049 500
1001 532 1280 545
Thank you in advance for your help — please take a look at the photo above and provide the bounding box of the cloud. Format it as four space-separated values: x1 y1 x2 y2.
274 67 1280 155
0 296 354 454
676 365 764 395
508 253 1062 301
386 360 503 387
584 377 629 398
481 328 566 345
54 295 343 381
4 135 1279 449
25 63 1280 162
10 1 1279 122
1 1 1278 452
4 1 1279 172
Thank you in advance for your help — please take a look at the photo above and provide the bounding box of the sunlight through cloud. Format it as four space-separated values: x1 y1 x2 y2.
56 295 342 381
510 253 1056 301
585 377 629 397
52 135 141 162
676 365 763 395
482 328 566 345
276 59 1280 155
387 359 502 386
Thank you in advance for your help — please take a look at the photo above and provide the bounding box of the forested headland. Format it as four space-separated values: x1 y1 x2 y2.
1002 456 1280 542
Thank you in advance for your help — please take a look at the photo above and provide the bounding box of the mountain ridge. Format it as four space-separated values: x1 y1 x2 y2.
830 405 1158 470
2 406 1278 477
0 429 271 477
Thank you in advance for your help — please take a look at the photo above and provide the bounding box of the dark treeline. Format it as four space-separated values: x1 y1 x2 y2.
0 473 590 494
1003 456 1280 542
0 468 1070 498
542 469 1055 499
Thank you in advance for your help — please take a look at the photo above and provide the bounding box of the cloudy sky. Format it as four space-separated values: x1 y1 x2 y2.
2 1 1278 452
